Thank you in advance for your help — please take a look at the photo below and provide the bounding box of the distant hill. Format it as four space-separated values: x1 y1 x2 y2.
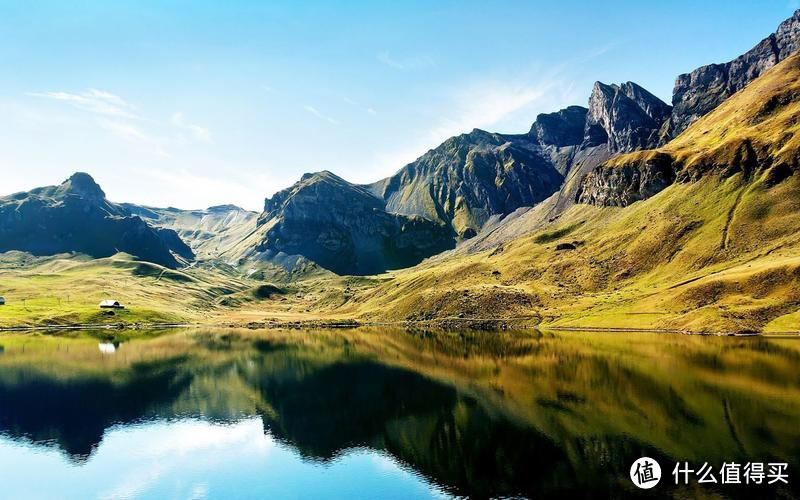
121 203 258 259
242 171 454 275
340 50 800 332
0 173 191 268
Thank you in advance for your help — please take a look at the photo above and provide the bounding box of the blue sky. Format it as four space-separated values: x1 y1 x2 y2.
0 1 796 210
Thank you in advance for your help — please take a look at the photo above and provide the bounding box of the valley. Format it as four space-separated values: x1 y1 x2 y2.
2 10 800 334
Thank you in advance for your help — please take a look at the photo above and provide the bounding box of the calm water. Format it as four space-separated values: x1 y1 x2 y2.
0 328 798 499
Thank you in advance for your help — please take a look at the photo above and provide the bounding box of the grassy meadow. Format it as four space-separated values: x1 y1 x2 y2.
2 171 800 333
3 55 800 334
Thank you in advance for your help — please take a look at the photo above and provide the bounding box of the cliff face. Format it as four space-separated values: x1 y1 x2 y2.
666 9 800 137
576 153 676 206
529 105 587 147
578 51 800 207
0 173 188 268
255 171 454 275
583 82 672 153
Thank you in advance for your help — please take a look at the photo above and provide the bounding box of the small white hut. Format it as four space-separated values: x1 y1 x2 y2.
99 299 124 309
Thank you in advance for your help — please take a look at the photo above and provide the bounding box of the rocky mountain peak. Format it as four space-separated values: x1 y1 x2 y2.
776 9 800 58
262 170 381 223
618 82 672 123
253 169 453 275
529 105 587 147
300 170 336 182
584 80 670 153
57 172 106 201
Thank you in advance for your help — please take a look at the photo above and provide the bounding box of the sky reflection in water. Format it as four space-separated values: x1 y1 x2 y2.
0 418 440 499
0 327 798 498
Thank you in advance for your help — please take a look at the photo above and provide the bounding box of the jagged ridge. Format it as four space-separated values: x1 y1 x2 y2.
579 50 800 206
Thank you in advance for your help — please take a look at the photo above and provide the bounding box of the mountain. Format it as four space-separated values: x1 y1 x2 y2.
340 49 800 332
367 129 566 237
249 171 454 275
122 203 258 259
227 79 664 275
583 81 671 152
0 173 191 268
368 83 670 237
665 9 800 137
446 10 800 257
578 50 800 207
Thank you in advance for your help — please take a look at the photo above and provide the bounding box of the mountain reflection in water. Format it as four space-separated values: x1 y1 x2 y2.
0 328 798 498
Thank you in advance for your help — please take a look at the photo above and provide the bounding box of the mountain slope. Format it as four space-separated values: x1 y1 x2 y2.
246 171 454 275
324 51 800 333
579 50 800 206
0 173 190 269
122 203 258 259
368 129 567 237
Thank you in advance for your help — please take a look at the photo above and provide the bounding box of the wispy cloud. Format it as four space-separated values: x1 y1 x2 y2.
377 51 435 71
25 88 214 156
26 88 138 119
96 118 170 157
25 87 168 155
343 96 377 115
171 112 212 143
134 167 279 210
429 74 576 145
303 104 340 125
371 69 578 177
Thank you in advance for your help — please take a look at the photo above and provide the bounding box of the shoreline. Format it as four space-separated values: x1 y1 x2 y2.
1 318 798 336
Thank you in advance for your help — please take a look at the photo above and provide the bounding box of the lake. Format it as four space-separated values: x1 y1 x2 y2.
0 327 798 498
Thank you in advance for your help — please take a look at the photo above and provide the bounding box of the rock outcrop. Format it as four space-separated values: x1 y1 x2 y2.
583 81 672 152
579 50 800 207
529 105 588 147
255 171 454 275
666 9 800 137
576 153 676 207
0 173 189 268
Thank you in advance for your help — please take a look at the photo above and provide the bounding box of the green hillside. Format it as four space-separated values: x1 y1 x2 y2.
3 50 800 334
323 52 800 333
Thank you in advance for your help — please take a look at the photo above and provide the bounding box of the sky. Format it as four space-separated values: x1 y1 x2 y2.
0 0 797 210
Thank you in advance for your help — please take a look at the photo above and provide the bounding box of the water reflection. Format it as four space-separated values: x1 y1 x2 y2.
98 341 121 354
0 328 798 498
